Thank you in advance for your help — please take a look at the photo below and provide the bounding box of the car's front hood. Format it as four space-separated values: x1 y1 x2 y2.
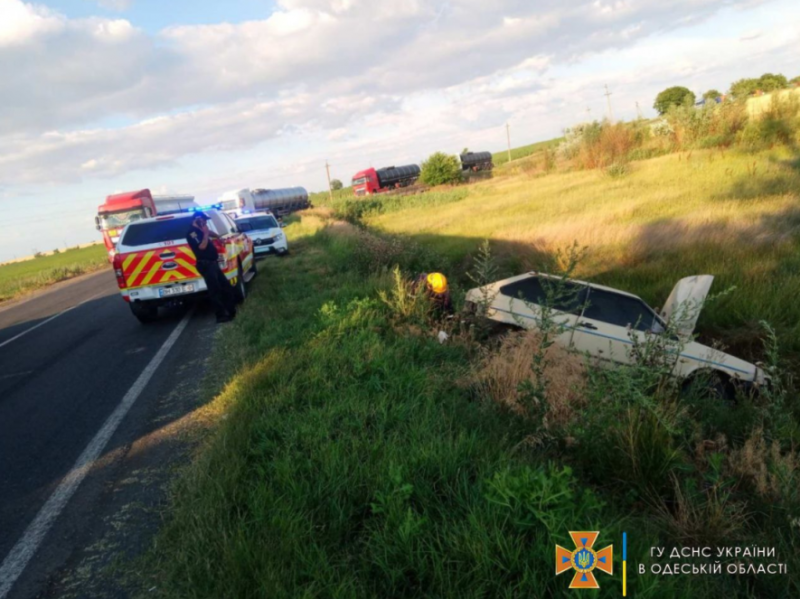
660 275 714 337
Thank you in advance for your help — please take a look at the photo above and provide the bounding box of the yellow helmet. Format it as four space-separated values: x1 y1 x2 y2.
426 272 448 295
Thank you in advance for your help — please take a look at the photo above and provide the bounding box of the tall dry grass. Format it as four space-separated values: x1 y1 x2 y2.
472 330 586 430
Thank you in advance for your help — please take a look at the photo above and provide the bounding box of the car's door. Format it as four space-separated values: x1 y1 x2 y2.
495 275 588 348
220 212 253 268
571 288 664 367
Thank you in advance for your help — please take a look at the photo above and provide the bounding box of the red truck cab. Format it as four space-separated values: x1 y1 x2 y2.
351 164 420 196
351 168 379 196
96 190 156 261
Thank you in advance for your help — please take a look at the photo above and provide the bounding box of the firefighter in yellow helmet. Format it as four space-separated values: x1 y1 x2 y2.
417 272 453 315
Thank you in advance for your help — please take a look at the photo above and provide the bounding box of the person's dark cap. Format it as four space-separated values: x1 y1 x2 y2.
193 211 210 221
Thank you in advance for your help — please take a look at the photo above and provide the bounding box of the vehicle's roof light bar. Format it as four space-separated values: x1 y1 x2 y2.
185 203 222 213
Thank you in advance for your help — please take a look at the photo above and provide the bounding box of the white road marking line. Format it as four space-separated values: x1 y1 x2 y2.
0 309 194 599
0 292 104 350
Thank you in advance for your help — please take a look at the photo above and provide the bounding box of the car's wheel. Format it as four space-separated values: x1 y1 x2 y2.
234 263 246 303
683 371 735 403
130 302 158 324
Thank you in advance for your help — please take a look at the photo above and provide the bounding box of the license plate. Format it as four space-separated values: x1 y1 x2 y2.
159 284 195 297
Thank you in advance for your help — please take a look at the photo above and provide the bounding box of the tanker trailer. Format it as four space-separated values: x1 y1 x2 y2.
376 165 421 189
251 187 310 216
459 151 493 172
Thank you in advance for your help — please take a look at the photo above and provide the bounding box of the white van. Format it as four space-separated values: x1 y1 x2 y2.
219 189 255 217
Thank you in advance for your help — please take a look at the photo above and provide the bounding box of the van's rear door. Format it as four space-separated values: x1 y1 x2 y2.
118 216 201 290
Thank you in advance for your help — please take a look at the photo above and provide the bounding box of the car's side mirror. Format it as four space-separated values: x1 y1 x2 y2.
94 216 101 231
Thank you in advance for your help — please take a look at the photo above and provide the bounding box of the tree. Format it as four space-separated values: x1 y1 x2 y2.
330 178 343 191
653 86 696 115
757 72 788 92
730 78 759 99
730 73 789 98
702 89 722 102
420 152 462 186
791 76 800 86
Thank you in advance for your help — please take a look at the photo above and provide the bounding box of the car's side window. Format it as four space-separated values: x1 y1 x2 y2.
500 277 588 315
583 289 658 331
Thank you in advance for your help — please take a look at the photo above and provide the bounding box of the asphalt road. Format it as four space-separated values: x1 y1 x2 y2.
0 270 217 599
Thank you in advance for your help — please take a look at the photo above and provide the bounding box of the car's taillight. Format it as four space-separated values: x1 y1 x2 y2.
112 253 126 289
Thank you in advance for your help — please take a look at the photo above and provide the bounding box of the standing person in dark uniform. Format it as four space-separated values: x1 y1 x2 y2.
186 212 237 323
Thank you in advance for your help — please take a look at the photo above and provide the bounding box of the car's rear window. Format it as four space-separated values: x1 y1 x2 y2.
121 217 194 247
237 216 278 231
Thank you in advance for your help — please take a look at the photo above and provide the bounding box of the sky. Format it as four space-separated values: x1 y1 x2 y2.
0 0 798 262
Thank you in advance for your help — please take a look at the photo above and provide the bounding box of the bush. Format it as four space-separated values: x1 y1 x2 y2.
731 73 789 98
577 122 637 169
665 101 747 149
738 111 796 152
605 163 629 178
420 152 462 186
330 178 343 190
654 86 696 115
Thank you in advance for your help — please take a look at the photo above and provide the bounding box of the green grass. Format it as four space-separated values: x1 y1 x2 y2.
492 137 564 166
0 244 108 302
150 218 693 598
310 186 354 206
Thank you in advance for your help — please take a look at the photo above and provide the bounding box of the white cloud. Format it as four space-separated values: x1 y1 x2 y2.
0 0 795 190
96 0 133 11
740 28 763 41
0 0 62 46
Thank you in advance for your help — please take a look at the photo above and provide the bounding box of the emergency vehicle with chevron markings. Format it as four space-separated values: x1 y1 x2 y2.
112 208 255 323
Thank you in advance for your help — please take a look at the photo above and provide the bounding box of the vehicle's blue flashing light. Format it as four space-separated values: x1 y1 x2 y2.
187 203 223 213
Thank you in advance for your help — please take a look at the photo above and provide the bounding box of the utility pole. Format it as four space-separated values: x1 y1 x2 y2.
604 84 614 122
325 161 333 201
506 123 512 163
586 107 592 121
635 101 643 120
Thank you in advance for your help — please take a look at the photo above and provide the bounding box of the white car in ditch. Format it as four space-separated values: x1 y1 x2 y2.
465 273 767 394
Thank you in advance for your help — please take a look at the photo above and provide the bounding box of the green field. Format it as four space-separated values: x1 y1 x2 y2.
0 244 108 302
492 136 564 166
